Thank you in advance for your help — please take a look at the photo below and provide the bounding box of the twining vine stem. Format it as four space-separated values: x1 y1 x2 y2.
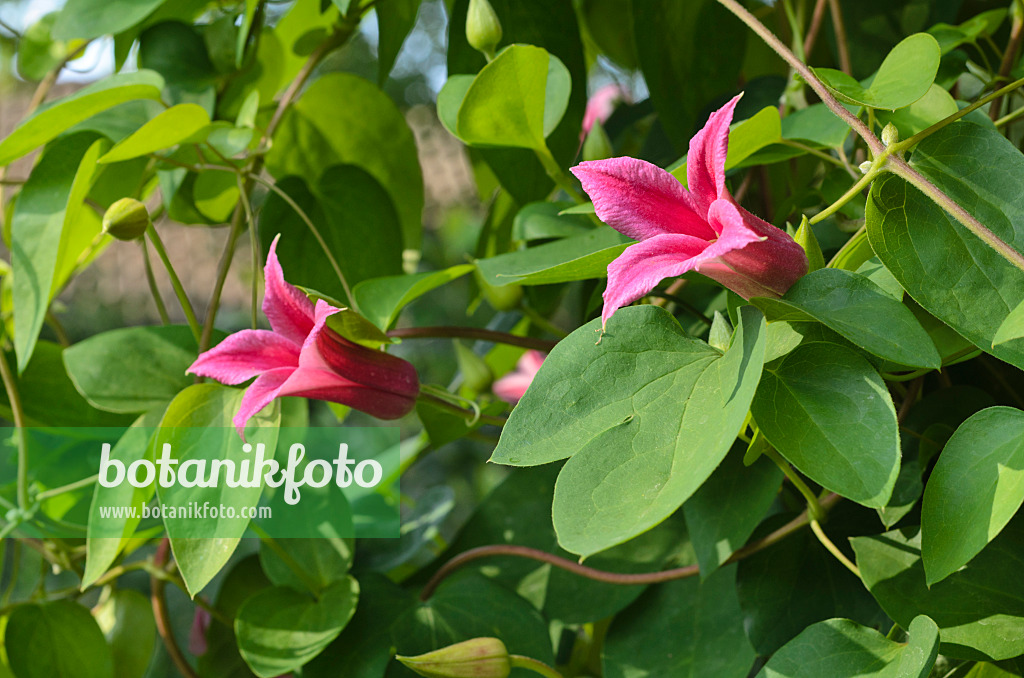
716 0 1024 276
419 493 842 600
151 539 200 678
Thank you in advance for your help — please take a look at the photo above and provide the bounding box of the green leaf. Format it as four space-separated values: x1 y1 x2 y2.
260 169 404 305
994 298 1024 346
0 71 165 165
853 520 1024 661
633 0 746 152
545 306 765 557
751 341 900 508
866 122 1024 370
258 537 354 596
266 72 424 250
781 103 855 148
52 0 167 39
12 134 106 373
814 33 940 110
437 75 475 136
391 572 555 675
737 505 886 655
757 616 939 678
876 84 958 140
377 0 422 83
63 325 206 413
235 578 359 678
353 265 476 331
6 601 114 678
603 566 755 678
93 590 157 678
683 443 782 577
751 268 941 369
456 44 570 149
98 103 209 163
921 407 1024 585
83 410 164 589
476 227 629 287
302 574 416 678
192 170 240 222
156 384 280 595
512 201 593 241
197 555 271 678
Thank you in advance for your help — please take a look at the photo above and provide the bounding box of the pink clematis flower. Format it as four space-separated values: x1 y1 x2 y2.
581 83 626 140
189 236 419 436
492 350 545 404
189 606 211 656
571 95 808 328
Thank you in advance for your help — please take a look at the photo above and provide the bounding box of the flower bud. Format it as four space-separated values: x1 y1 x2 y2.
466 0 502 60
396 637 511 678
881 122 899 147
102 198 151 241
859 160 873 175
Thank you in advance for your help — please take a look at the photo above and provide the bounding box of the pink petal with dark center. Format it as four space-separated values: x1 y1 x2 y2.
687 95 741 218
263 234 316 344
188 330 300 385
601 233 709 326
572 158 716 241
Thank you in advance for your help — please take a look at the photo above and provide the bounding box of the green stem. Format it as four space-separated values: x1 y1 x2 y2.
510 655 564 678
146 225 202 343
810 519 861 577
417 391 507 427
781 0 806 63
139 239 171 325
895 75 1024 150
996 103 1024 128
35 475 97 502
809 168 875 225
535 144 586 204
236 175 260 330
763 445 824 521
200 202 247 354
519 303 569 338
778 138 854 175
0 350 28 510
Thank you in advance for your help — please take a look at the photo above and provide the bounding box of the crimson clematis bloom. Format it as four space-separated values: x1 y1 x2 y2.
189 236 419 435
492 350 545 404
571 95 808 328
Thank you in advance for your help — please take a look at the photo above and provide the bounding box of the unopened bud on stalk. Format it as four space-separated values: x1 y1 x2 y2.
396 637 511 678
102 198 151 241
466 0 502 60
881 122 899 147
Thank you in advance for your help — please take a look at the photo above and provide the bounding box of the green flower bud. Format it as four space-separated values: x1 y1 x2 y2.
881 122 899 147
102 198 151 241
859 160 873 175
466 0 502 60
396 637 511 678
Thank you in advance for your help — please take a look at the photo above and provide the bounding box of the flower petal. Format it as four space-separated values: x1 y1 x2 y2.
278 366 417 420
582 84 624 136
697 199 808 299
263 234 316 344
188 330 300 385
687 95 741 218
233 367 293 437
572 158 716 241
602 233 709 326
493 372 536 404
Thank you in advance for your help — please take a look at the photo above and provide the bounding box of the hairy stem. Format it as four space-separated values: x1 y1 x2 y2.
151 539 200 678
387 326 557 351
990 2 1024 121
419 493 841 600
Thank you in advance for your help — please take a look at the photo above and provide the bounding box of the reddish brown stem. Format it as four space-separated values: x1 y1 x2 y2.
827 0 851 74
151 539 199 678
803 0 828 57
990 8 1024 121
419 493 841 600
